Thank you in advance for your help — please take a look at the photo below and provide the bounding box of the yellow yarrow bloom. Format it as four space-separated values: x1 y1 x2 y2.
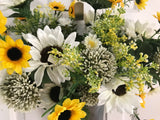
0 10 7 34
49 1 65 11
135 0 148 10
69 0 76 18
48 98 86 120
153 11 160 23
108 0 124 8
0 36 31 74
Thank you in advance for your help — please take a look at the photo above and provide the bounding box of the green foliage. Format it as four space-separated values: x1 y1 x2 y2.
133 38 160 62
7 9 58 36
92 9 125 46
9 0 33 18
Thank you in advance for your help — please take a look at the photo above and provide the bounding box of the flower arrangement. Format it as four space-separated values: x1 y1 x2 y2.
0 0 160 120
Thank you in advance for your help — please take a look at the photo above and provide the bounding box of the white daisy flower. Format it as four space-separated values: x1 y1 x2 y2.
39 83 63 109
124 19 137 39
22 25 79 86
124 19 155 39
98 77 141 114
84 33 101 50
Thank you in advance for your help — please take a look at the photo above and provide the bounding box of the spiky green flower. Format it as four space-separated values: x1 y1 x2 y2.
81 46 117 84
0 72 40 111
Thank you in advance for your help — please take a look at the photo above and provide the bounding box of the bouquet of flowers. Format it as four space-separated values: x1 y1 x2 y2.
0 0 160 120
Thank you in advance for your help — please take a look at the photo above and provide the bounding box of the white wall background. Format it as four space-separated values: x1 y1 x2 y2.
0 0 160 120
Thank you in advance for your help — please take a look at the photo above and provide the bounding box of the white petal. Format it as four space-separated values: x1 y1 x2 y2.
47 34 58 46
64 32 77 45
34 66 46 86
37 28 49 48
70 41 79 48
44 25 52 34
118 98 133 114
24 60 42 72
98 90 111 106
105 97 114 113
30 47 41 60
52 67 65 84
47 67 60 85
53 26 64 47
22 33 42 51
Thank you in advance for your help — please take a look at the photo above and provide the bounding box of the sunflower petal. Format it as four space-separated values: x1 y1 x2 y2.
6 36 15 46
16 39 24 48
0 40 7 48
7 68 14 74
63 98 72 107
15 64 22 74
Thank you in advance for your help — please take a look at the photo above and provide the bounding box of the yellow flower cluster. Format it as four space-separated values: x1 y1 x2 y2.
93 9 156 93
50 45 82 70
86 68 103 93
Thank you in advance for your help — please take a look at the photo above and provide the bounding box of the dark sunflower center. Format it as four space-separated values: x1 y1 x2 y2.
136 0 141 4
112 84 126 96
7 47 22 61
54 6 59 9
58 110 71 120
40 46 63 63
49 86 60 102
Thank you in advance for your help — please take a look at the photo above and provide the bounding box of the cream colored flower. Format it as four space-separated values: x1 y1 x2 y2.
23 26 79 86
98 77 141 114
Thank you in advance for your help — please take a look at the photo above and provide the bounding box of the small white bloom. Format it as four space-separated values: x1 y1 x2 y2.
135 20 147 35
84 33 101 49
58 17 72 26
98 77 141 114
124 19 137 39
23 25 79 86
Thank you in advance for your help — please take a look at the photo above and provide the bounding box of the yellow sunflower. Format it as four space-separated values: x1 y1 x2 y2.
0 35 31 75
48 98 86 120
135 0 148 10
0 10 7 34
49 1 65 11
153 11 160 23
69 0 76 18
108 0 124 8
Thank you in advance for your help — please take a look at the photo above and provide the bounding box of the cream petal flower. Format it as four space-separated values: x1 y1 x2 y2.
23 25 79 86
98 77 141 114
